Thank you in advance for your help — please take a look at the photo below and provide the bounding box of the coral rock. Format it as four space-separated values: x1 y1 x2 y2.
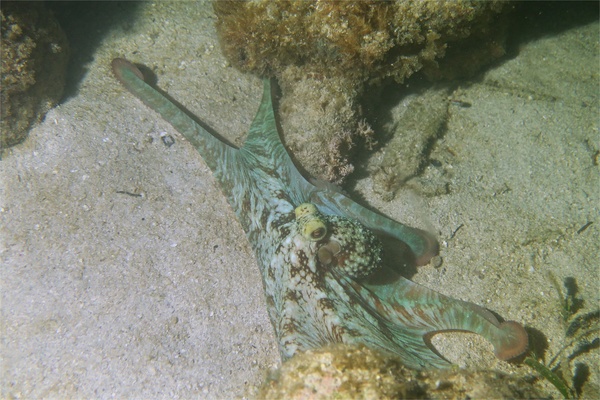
214 0 509 183
1 2 69 148
259 344 546 399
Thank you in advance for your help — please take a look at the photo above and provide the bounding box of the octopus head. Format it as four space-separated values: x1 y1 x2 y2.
294 203 384 279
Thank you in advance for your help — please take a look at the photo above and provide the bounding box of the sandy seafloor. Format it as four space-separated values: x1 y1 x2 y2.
1 2 598 399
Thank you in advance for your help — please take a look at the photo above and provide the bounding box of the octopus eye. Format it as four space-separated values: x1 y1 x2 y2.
311 227 326 240
301 219 327 241
295 203 328 241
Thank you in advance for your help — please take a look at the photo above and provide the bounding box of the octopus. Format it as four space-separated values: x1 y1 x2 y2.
111 58 528 370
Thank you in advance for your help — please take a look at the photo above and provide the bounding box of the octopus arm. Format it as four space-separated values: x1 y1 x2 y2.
337 272 528 368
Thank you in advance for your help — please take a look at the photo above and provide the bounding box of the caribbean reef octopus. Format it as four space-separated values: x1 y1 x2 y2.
111 58 528 370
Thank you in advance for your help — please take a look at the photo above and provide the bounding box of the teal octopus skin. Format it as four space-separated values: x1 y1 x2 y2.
111 58 528 369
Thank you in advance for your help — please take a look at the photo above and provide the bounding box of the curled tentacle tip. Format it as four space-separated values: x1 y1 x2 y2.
111 58 144 83
414 230 440 266
493 321 529 361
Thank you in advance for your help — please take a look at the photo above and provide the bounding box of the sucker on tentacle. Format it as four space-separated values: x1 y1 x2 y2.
111 58 528 370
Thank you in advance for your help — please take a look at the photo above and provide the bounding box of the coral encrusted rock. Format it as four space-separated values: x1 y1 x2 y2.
259 344 546 399
1 2 69 148
214 1 510 183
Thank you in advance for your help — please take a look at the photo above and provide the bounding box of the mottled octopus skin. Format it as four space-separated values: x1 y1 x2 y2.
111 58 528 369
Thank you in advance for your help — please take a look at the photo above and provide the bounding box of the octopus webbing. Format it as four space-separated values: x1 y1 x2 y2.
111 58 528 370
